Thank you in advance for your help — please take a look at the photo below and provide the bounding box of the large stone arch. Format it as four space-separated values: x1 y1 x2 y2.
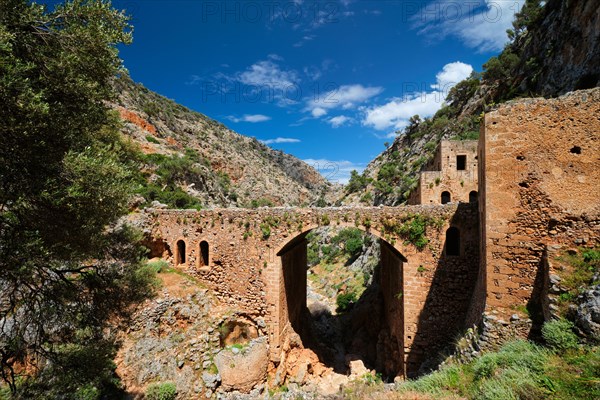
266 223 410 378
147 204 481 378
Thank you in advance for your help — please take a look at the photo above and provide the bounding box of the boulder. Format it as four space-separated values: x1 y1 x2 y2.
215 336 268 392
573 284 600 339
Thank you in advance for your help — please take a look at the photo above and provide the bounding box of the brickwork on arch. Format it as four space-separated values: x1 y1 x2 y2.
145 203 480 377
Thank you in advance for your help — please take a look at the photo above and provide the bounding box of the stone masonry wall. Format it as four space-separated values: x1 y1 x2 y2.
144 203 480 376
481 88 600 318
409 140 478 205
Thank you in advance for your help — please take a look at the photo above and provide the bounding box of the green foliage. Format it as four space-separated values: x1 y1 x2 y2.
260 223 271 239
145 382 177 400
346 170 370 194
145 135 160 144
424 141 437 152
336 291 357 312
400 337 600 400
15 337 128 399
582 248 600 263
446 76 481 109
147 259 169 274
401 340 551 399
331 228 365 259
0 0 155 395
359 191 373 204
250 198 274 208
397 215 430 250
483 49 520 83
555 247 600 315
359 372 383 386
136 152 203 209
315 196 327 207
508 0 544 41
542 319 579 352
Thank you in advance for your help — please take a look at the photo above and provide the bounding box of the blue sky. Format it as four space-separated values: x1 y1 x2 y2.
57 0 523 183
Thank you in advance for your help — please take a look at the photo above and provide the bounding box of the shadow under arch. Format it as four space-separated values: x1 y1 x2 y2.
404 202 481 377
274 224 409 380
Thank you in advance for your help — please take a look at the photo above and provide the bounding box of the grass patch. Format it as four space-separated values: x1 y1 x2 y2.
554 247 600 315
398 337 600 400
146 382 176 400
145 135 160 144
147 259 169 273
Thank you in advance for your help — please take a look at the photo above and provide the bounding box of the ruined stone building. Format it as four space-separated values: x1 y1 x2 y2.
408 140 479 205
142 88 600 387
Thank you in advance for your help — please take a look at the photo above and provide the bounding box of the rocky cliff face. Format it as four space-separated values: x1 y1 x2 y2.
112 76 333 209
510 0 600 96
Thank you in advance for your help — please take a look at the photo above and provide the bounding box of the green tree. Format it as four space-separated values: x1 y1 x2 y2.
346 170 369 194
0 0 154 395
507 0 543 41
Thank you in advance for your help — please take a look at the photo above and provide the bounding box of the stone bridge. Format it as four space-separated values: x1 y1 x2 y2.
135 89 600 382
143 203 480 378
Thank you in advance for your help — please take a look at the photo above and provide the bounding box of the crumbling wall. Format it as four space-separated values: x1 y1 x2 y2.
409 140 478 205
145 203 480 377
481 88 600 319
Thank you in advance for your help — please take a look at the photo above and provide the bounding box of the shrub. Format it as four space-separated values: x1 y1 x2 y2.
542 319 579 352
147 259 169 273
145 135 160 144
336 291 357 313
146 382 177 400
250 198 274 208
260 223 271 239
397 215 429 250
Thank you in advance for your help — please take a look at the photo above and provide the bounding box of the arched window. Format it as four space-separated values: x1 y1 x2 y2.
199 240 209 267
469 191 478 203
176 240 186 265
441 191 451 204
446 227 460 256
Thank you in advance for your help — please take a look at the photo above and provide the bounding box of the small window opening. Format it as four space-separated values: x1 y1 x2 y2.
570 146 581 154
469 191 478 203
199 241 209 267
176 240 186 265
441 191 451 204
457 155 466 170
446 227 460 256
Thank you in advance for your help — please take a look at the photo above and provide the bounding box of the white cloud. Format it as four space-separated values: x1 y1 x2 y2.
362 91 444 131
260 137 301 145
238 59 299 89
311 107 327 118
303 65 322 81
214 57 301 107
362 61 473 131
327 115 353 128
306 84 383 117
294 35 316 48
431 62 473 90
303 59 335 81
303 158 365 184
227 114 272 123
412 0 524 52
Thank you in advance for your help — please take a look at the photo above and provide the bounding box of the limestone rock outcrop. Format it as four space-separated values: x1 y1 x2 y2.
214 337 269 393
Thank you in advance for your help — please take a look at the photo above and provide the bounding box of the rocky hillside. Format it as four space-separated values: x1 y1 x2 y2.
340 0 599 206
501 0 599 97
111 76 333 209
